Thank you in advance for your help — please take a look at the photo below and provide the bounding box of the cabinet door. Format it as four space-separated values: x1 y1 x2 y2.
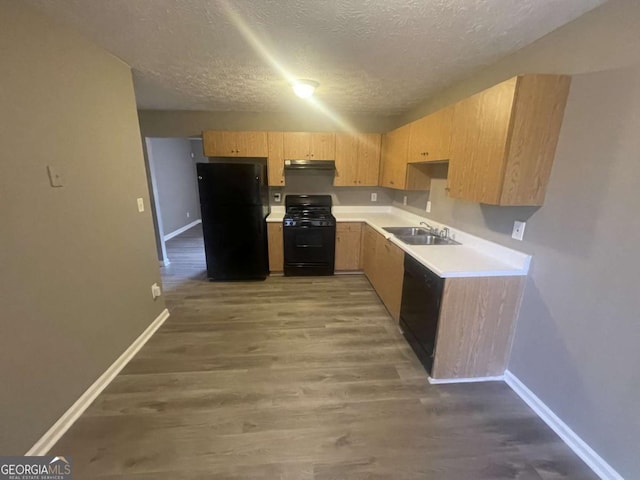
202 131 238 157
267 223 283 272
356 133 381 186
236 131 268 157
283 132 310 159
448 78 517 204
335 223 362 270
376 236 404 321
380 125 410 189
499 75 571 206
310 132 336 160
267 132 285 186
361 224 378 284
334 133 359 186
407 106 453 163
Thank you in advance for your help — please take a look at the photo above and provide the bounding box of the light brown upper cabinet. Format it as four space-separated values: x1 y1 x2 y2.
380 124 431 190
283 132 336 160
448 74 571 206
267 131 285 186
334 133 381 186
202 131 269 157
407 105 454 163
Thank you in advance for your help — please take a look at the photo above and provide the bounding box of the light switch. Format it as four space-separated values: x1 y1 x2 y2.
137 197 145 212
47 165 64 187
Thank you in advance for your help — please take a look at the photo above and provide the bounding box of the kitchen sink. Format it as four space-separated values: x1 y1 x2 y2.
383 226 460 246
396 234 460 246
383 227 431 236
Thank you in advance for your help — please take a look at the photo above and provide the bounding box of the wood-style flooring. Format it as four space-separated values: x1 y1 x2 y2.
52 225 596 479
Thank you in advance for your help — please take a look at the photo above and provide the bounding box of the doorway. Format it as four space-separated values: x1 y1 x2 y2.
144 137 206 265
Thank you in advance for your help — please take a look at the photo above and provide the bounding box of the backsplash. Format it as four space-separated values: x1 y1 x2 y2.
390 164 539 252
270 171 393 206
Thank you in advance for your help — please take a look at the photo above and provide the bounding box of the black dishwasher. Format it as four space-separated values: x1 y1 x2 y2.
399 254 445 375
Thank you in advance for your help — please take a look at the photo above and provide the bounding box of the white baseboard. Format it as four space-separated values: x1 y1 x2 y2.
428 375 504 385
163 219 201 242
26 308 171 456
504 370 623 480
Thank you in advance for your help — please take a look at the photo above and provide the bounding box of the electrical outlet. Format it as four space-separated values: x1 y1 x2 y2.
426 201 432 213
47 165 64 187
137 197 144 212
512 221 526 241
370 192 377 202
403 195 407 206
187 211 190 218
151 283 162 299
274 193 282 202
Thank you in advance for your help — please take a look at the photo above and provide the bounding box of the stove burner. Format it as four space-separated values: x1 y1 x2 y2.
283 195 335 228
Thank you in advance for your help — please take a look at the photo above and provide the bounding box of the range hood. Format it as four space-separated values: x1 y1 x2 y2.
284 159 336 171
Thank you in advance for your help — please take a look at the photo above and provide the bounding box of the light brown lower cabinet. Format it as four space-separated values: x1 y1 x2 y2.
361 224 404 320
335 223 362 271
431 275 525 379
267 223 283 272
361 223 525 379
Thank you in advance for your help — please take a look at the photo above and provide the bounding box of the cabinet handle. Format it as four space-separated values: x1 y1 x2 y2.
390 180 394 185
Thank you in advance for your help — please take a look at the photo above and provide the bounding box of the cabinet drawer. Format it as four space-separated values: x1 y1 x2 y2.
336 222 362 233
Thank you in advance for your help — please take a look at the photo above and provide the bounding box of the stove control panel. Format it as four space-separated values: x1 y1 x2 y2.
283 218 334 228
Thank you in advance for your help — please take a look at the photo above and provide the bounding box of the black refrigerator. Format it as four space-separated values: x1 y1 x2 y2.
196 162 270 281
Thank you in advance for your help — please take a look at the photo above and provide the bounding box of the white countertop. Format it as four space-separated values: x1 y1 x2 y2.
267 206 530 278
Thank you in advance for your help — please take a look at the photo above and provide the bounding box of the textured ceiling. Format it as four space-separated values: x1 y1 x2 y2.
27 0 605 115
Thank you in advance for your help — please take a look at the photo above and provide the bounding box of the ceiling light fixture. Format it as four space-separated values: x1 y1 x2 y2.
292 79 319 98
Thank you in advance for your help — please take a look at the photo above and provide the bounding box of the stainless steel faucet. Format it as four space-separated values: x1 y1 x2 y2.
419 221 435 233
420 221 450 239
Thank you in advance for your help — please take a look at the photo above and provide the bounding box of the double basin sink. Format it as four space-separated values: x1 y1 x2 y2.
383 227 461 246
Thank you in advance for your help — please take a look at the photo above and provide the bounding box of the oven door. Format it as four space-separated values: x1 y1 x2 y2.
283 225 336 275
